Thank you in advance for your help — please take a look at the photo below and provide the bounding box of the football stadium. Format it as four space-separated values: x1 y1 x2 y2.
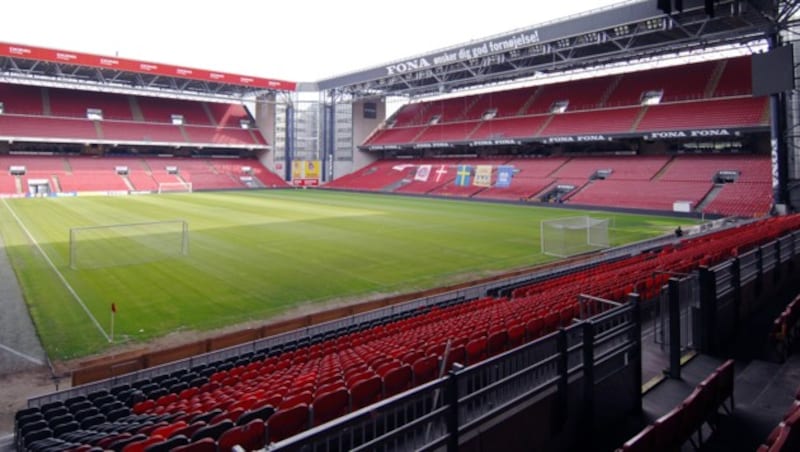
4 0 800 450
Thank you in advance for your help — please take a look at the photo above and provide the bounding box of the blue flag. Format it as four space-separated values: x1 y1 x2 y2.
495 166 514 188
455 165 472 186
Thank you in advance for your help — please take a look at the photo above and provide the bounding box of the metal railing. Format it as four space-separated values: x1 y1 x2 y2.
270 301 638 451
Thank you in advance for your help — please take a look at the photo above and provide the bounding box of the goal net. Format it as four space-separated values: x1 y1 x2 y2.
540 216 610 258
70 220 189 270
158 182 192 194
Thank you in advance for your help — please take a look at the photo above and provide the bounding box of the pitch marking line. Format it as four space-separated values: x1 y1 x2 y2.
0 341 44 365
2 199 111 342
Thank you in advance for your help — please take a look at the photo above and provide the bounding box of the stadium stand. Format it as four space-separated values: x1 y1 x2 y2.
539 106 642 137
0 155 284 194
327 154 770 217
15 215 800 450
361 56 768 148
0 83 268 148
49 87 134 120
635 97 768 131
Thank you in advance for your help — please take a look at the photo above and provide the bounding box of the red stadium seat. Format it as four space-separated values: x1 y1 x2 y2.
383 365 413 397
350 376 382 410
311 388 350 426
267 404 310 443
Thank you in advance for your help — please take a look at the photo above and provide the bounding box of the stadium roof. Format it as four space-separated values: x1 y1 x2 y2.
315 0 795 98
0 41 296 100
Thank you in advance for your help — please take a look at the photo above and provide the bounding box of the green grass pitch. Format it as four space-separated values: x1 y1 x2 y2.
0 190 693 360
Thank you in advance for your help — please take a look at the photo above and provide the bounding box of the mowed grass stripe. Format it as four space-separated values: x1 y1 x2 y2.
0 190 691 359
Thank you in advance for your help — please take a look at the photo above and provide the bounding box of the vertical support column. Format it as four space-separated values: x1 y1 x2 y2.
667 278 682 379
768 32 790 210
285 104 295 182
445 369 460 452
628 293 643 415
581 321 595 445
555 328 569 430
732 258 742 338
321 94 335 183
698 266 718 354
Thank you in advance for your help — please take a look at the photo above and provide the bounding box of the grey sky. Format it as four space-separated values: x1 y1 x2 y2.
2 0 623 82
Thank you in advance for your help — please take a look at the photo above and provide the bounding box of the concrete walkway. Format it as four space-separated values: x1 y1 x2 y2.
0 230 47 374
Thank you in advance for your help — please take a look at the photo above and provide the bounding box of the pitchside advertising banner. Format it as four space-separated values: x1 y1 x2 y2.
0 41 296 91
292 160 321 186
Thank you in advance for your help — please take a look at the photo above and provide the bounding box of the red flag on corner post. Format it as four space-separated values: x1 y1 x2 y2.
111 303 116 314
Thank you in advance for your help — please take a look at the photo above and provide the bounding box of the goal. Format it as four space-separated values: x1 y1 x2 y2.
70 220 189 270
158 182 193 194
540 216 610 258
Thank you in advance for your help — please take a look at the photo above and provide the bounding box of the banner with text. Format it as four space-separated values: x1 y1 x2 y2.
292 160 321 186
0 41 296 91
473 165 493 187
495 166 514 188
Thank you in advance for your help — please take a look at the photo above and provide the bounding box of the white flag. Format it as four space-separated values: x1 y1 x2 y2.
414 165 432 182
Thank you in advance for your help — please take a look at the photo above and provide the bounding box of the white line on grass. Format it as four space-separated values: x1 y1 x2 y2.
2 199 111 342
0 341 44 365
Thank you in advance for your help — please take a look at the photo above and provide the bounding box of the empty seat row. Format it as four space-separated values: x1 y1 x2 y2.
618 359 735 451
757 384 800 451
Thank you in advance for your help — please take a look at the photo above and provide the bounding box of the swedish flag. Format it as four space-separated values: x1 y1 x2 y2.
455 165 472 186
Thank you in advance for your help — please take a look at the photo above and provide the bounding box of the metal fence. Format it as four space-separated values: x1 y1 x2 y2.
270 302 638 451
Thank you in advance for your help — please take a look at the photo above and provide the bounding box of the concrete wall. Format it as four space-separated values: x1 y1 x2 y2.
348 97 386 175
254 93 279 177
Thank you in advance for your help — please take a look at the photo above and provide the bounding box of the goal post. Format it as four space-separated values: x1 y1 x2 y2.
540 216 611 258
70 220 189 270
157 182 192 194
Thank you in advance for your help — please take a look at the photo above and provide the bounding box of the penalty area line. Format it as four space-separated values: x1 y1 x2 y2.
2 199 111 342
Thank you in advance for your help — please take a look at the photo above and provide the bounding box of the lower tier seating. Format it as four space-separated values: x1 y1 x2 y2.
328 155 770 217
0 156 286 194
15 215 800 451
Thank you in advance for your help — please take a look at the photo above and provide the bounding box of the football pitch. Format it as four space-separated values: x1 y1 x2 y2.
0 190 691 360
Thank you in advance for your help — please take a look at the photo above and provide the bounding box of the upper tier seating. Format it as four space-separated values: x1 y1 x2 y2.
540 107 641 137
468 115 550 140
606 60 717 106
636 97 768 131
49 88 134 120
464 86 538 119
362 56 764 148
0 84 267 148
137 97 212 125
713 56 753 97
0 83 44 115
526 76 615 114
